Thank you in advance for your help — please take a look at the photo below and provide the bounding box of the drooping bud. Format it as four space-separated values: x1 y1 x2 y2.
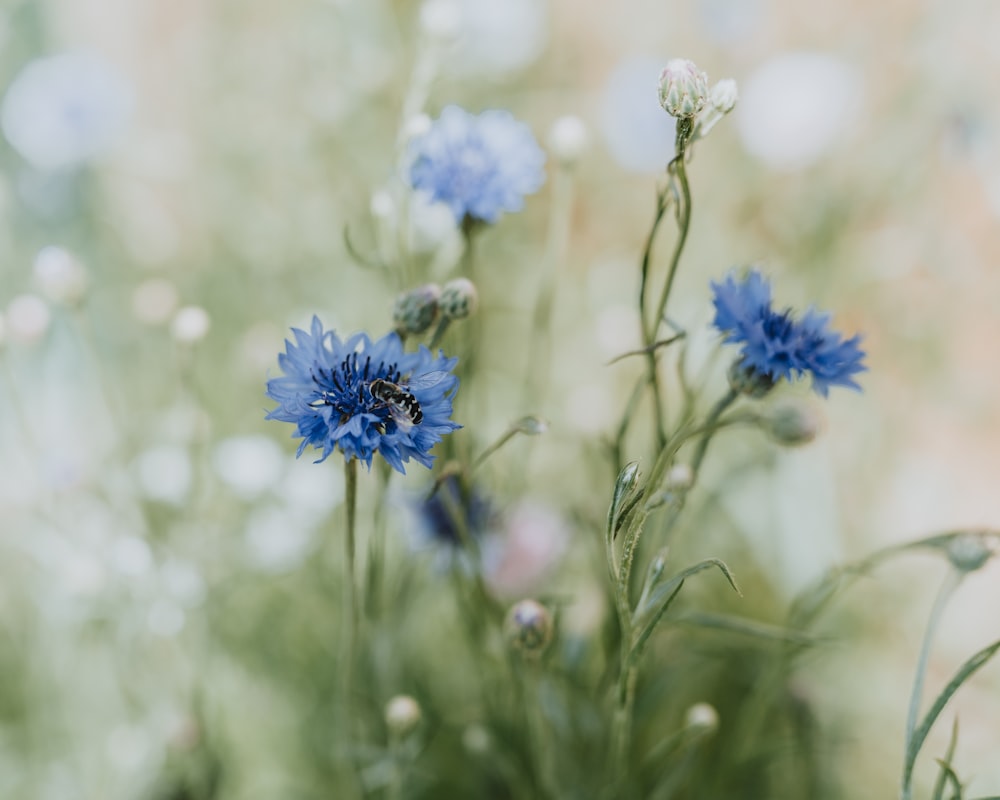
385 695 422 738
709 79 739 114
763 400 823 446
548 115 590 167
439 277 478 320
946 533 993 573
685 702 719 732
393 283 441 335
657 59 709 119
727 360 775 399
504 599 554 658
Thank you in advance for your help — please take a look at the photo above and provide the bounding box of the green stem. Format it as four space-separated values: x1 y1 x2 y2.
610 660 639 792
689 389 738 482
901 568 961 800
342 457 359 730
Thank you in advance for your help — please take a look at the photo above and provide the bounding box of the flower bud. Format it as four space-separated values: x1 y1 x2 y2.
763 400 823 446
685 702 719 732
393 283 441 335
728 360 775 399
385 695 422 738
657 59 709 119
548 115 590 166
439 278 478 320
709 79 739 114
665 463 693 492
946 533 993 573
504 599 553 657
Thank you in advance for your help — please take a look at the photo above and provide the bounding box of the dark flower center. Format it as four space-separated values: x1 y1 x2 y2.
311 353 400 420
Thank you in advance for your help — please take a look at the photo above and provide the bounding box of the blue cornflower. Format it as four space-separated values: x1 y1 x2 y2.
266 317 460 473
417 475 494 548
408 105 546 225
711 270 867 396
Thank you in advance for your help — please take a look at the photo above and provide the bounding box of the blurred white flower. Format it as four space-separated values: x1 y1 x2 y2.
135 444 192 505
34 245 87 304
161 558 206 606
110 535 153 578
548 115 590 166
737 53 862 171
132 278 179 325
213 435 285 498
278 456 343 517
420 0 463 43
245 506 315 573
484 500 569 599
450 0 548 76
170 305 210 343
147 600 185 637
1 52 132 172
5 293 51 344
601 56 677 173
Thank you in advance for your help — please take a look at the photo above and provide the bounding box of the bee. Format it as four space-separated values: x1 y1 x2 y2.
369 376 432 431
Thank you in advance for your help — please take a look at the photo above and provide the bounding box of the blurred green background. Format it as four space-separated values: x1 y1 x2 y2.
2 0 1000 797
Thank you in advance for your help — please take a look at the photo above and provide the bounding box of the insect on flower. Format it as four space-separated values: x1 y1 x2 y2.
367 373 448 431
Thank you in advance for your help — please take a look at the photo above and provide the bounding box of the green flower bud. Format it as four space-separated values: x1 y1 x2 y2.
439 278 478 320
728 360 775 399
658 59 709 119
504 599 553 658
946 533 993 573
764 400 823 446
393 283 441 335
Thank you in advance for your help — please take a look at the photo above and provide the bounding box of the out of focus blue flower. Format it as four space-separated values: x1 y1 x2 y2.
408 106 545 224
711 270 866 396
1 53 132 172
417 475 494 548
266 317 460 472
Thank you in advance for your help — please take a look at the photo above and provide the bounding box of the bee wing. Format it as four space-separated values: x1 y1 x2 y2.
387 404 416 432
399 371 450 393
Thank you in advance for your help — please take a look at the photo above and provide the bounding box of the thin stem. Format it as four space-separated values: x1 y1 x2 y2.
689 389 739 482
342 457 359 729
901 567 962 800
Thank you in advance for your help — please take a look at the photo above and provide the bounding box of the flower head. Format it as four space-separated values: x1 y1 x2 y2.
266 317 460 473
408 105 546 225
711 270 866 396
657 58 709 119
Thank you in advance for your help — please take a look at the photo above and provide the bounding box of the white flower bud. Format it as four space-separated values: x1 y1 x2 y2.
657 59 709 120
6 294 51 344
171 305 210 343
504 599 554 658
385 695 422 737
34 245 87 305
685 702 719 732
439 277 478 320
548 115 590 166
710 78 739 114
665 463 693 491
370 189 396 221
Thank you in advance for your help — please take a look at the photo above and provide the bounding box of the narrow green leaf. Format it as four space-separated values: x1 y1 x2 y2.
675 611 816 646
637 558 741 620
931 718 960 800
904 638 1000 792
607 461 641 545
932 758 963 800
